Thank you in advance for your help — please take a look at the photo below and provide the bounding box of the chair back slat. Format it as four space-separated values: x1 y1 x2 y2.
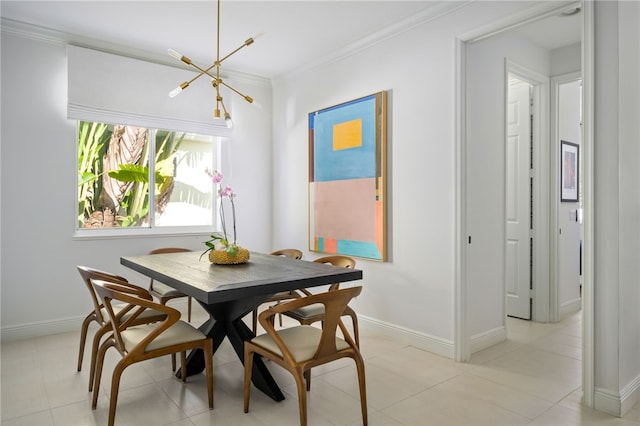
313 286 361 358
149 247 192 255
148 247 192 290
77 266 129 324
313 255 356 269
270 249 303 260
313 256 355 291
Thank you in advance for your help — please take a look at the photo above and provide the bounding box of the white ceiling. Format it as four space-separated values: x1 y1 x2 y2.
510 6 582 51
1 1 582 80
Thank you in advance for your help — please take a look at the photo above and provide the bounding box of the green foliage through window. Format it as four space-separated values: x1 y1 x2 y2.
77 121 217 229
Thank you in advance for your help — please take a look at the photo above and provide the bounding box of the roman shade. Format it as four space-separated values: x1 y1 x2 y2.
67 45 231 136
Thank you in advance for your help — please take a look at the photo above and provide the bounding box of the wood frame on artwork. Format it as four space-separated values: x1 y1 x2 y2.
308 91 387 261
560 140 579 202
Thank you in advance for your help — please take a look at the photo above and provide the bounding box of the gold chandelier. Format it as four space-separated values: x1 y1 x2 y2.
168 0 256 128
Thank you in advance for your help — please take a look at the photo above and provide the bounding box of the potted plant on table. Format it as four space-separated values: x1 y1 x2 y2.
201 170 250 264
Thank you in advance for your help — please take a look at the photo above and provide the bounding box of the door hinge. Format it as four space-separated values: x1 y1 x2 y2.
529 289 535 298
529 229 534 238
529 168 534 178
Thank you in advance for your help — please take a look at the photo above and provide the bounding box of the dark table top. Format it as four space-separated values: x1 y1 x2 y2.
121 251 363 305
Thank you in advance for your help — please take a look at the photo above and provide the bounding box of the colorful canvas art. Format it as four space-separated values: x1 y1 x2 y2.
308 91 387 261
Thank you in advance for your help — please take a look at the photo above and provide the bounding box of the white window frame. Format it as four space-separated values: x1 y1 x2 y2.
73 122 223 240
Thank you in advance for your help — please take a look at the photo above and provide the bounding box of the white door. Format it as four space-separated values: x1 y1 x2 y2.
506 76 532 320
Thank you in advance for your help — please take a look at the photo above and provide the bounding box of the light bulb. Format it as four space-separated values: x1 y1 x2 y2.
168 49 182 60
169 86 183 98
225 114 233 129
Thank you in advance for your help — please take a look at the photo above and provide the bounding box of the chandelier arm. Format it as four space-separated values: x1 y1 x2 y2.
218 38 254 66
219 97 230 116
218 80 254 103
218 97 233 128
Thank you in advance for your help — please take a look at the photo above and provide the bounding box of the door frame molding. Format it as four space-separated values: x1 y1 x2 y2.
454 0 595 408
580 0 595 408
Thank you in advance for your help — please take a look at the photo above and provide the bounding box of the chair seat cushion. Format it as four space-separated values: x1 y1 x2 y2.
251 325 349 362
121 321 206 352
151 282 186 297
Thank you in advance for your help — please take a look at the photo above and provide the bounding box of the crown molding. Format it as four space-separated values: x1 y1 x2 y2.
1 17 66 46
273 0 473 83
0 17 270 88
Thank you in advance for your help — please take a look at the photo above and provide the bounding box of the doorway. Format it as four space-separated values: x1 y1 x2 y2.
550 74 584 323
455 0 594 408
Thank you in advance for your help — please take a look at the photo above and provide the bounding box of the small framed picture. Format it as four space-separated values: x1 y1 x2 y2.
561 140 579 202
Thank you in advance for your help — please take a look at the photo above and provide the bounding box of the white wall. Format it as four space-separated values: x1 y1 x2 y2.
551 42 581 76
0 30 273 337
273 20 460 348
593 0 640 416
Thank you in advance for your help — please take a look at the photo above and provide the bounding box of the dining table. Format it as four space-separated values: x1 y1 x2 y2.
120 250 363 402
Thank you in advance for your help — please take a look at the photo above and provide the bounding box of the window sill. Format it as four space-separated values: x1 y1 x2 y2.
73 226 215 240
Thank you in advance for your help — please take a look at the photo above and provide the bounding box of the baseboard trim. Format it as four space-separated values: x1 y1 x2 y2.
470 325 507 354
2 311 456 360
1 316 83 342
559 297 582 319
594 374 640 417
621 374 640 416
359 315 454 359
1 299 192 343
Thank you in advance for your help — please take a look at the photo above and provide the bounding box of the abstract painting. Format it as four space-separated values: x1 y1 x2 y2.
308 91 387 261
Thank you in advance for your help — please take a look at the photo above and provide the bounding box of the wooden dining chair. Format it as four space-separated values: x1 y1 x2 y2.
244 286 367 426
91 278 214 426
280 255 361 347
250 248 303 334
148 247 193 322
76 265 167 392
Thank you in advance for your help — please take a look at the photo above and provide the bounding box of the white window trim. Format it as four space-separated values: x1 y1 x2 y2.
74 125 223 239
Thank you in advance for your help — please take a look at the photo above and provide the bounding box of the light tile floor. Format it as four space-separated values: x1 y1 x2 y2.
1 307 638 425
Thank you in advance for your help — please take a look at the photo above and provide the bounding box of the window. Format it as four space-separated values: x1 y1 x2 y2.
77 120 218 232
